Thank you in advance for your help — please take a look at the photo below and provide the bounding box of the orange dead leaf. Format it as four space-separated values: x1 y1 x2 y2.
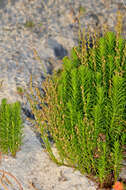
113 181 124 190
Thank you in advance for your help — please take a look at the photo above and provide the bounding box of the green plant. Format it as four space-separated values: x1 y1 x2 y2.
17 86 24 94
24 20 35 28
78 6 86 16
25 12 126 189
0 98 24 157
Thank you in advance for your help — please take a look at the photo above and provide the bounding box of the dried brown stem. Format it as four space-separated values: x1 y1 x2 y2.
0 170 23 190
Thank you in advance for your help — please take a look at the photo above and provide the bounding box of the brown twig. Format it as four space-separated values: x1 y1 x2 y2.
0 178 9 190
28 181 40 190
0 170 23 190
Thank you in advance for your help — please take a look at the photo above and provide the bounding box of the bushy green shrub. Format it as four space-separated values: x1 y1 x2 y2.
0 98 24 157
26 18 126 188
